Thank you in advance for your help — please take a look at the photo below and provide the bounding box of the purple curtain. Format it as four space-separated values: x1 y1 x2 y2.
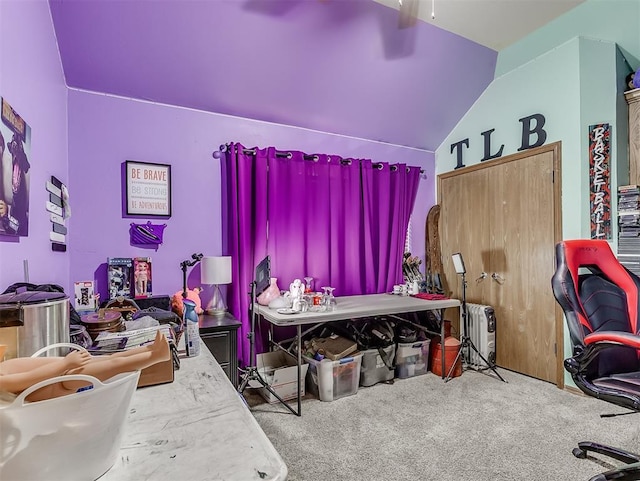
223 143 421 366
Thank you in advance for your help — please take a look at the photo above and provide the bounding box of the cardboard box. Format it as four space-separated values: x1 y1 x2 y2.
88 325 176 388
138 357 174 388
256 351 309 404
311 335 357 361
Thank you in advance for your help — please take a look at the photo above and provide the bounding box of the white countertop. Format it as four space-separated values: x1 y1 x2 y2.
257 293 460 326
100 347 287 481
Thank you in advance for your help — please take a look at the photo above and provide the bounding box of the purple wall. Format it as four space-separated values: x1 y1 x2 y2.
0 0 435 309
0 1 69 291
50 0 496 152
68 90 434 307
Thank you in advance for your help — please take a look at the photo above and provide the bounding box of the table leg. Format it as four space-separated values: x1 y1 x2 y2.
297 324 302 416
440 309 445 379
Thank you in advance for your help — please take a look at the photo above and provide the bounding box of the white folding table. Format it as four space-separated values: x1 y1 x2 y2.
256 293 460 416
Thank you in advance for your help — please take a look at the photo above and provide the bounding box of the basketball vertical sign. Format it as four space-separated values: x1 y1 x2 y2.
589 123 611 239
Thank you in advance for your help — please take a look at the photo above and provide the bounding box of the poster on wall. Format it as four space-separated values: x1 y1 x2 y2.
125 160 172 217
0 97 31 236
589 123 611 240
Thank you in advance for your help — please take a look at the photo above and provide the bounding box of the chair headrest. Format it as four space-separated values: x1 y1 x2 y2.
556 239 638 333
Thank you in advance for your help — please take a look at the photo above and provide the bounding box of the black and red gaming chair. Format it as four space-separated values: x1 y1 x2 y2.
552 239 640 480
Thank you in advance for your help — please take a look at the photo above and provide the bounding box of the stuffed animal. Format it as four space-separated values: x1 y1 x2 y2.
626 68 640 91
171 287 204 317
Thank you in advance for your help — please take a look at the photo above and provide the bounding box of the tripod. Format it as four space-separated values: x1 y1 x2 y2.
445 270 506 383
237 280 300 416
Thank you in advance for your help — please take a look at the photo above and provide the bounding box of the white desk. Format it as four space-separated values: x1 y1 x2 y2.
101 346 287 481
257 293 459 326
256 293 460 415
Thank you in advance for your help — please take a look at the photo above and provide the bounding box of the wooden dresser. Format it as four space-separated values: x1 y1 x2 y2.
625 88 640 183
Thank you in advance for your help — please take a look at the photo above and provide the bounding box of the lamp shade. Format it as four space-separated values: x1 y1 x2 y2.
201 256 232 285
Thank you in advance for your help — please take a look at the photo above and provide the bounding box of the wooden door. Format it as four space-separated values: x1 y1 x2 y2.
439 167 490 302
438 143 562 384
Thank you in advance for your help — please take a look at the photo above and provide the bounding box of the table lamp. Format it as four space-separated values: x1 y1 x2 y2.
201 256 232 316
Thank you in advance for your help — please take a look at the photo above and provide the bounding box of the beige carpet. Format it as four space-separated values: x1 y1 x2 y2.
246 368 640 481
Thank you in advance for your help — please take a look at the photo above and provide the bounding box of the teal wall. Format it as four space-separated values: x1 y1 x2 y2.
496 0 640 77
437 37 589 236
578 38 621 238
435 0 640 386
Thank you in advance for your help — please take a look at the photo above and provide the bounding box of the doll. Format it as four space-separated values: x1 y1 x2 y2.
134 259 150 297
0 330 170 403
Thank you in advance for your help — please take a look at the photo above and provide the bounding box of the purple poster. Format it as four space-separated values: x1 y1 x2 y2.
0 97 31 236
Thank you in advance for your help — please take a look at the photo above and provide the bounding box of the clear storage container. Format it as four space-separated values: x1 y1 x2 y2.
359 345 396 387
395 339 430 379
303 353 362 402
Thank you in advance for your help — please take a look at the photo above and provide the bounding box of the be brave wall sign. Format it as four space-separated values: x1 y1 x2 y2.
125 160 172 217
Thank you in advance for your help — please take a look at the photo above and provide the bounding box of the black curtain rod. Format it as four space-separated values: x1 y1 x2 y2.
214 144 424 174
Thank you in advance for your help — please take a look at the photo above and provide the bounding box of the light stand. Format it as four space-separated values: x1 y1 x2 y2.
238 256 299 416
181 253 203 299
445 253 506 383
180 253 203 357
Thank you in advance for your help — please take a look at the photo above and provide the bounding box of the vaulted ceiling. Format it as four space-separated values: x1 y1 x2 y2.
48 0 583 151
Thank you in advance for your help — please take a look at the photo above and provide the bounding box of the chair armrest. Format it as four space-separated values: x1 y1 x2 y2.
584 331 640 348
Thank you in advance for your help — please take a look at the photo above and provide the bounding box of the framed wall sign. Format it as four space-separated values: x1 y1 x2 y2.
125 161 172 217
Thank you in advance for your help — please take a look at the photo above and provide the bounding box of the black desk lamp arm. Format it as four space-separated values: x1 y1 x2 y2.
181 253 203 298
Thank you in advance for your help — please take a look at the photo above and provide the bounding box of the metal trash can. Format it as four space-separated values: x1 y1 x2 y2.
0 290 70 359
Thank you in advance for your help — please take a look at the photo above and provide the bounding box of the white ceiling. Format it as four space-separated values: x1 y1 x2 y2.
373 0 585 51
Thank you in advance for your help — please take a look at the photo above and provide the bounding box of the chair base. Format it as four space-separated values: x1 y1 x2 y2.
574 441 640 481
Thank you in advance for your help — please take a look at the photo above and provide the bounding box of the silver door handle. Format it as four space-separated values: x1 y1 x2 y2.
491 273 505 284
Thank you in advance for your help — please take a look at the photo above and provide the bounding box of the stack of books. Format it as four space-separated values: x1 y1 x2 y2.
618 185 640 275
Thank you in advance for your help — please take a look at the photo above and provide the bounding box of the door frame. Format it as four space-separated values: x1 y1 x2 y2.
437 141 564 387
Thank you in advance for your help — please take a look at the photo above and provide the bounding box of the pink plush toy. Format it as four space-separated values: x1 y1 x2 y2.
171 287 204 318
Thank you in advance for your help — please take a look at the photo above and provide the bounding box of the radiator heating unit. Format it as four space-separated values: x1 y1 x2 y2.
461 303 497 368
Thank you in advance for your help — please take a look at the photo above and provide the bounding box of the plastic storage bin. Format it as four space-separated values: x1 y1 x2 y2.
304 353 362 401
359 345 396 387
0 371 140 480
395 339 430 379
0 343 140 481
